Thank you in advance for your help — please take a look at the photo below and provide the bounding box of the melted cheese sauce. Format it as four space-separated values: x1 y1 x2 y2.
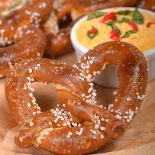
76 10 155 52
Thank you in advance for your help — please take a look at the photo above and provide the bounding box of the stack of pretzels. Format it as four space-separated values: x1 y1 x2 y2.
0 0 154 77
0 1 149 154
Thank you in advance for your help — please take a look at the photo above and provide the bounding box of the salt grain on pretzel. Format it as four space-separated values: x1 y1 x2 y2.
0 0 53 46
0 0 74 56
5 41 148 154
0 25 46 77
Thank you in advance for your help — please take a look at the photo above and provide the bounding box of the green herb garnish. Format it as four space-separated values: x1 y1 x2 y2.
116 10 131 15
121 30 137 38
87 11 105 20
132 8 144 24
87 31 98 39
106 21 121 34
87 26 99 39
118 17 130 23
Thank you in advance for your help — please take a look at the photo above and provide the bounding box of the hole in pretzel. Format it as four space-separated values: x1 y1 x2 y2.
32 82 59 112
94 64 119 88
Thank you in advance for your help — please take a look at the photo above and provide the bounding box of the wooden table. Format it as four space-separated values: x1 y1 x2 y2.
0 52 155 155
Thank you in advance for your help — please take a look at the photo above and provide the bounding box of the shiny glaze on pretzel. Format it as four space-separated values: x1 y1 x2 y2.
0 0 52 46
42 0 76 56
5 41 148 154
45 26 73 56
0 0 74 56
53 0 73 21
42 10 74 57
0 25 46 77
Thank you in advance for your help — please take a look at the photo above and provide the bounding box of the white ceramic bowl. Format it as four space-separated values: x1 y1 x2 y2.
71 7 155 88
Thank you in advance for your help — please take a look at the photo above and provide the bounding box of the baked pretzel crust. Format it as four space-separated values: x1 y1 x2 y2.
5 41 148 154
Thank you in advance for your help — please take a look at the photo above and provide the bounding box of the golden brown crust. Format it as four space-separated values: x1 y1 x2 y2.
53 0 73 21
0 25 46 77
0 0 53 46
0 0 74 57
44 24 73 57
0 0 28 16
0 0 52 76
5 41 148 154
42 1 74 57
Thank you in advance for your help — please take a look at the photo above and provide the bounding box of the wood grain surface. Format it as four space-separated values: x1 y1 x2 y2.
0 52 155 155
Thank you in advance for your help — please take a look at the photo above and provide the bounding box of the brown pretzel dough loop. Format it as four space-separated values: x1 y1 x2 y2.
0 25 46 77
73 41 148 120
0 0 73 57
42 2 74 57
6 58 90 124
53 0 73 21
0 0 31 17
71 0 138 19
45 27 73 57
5 41 148 154
5 58 125 154
0 0 52 46
43 17 73 57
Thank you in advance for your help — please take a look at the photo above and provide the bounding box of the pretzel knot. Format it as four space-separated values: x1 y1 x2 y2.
5 41 148 155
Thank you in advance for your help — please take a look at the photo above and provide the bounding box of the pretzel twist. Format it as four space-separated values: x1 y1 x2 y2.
5 41 148 154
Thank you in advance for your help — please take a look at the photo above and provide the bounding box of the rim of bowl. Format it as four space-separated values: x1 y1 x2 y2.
70 7 155 58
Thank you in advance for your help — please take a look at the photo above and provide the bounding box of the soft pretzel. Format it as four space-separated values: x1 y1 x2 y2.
0 0 52 46
5 41 148 154
0 0 74 56
0 25 46 77
71 0 138 20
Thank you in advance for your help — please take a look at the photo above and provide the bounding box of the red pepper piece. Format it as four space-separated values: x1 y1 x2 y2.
146 21 155 28
110 30 120 41
99 12 116 23
127 21 139 31
87 26 98 39
88 26 98 35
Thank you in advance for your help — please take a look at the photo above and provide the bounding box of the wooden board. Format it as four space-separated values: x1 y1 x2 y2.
0 52 155 155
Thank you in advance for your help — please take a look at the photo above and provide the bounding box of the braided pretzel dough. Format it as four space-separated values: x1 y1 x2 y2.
5 41 148 154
